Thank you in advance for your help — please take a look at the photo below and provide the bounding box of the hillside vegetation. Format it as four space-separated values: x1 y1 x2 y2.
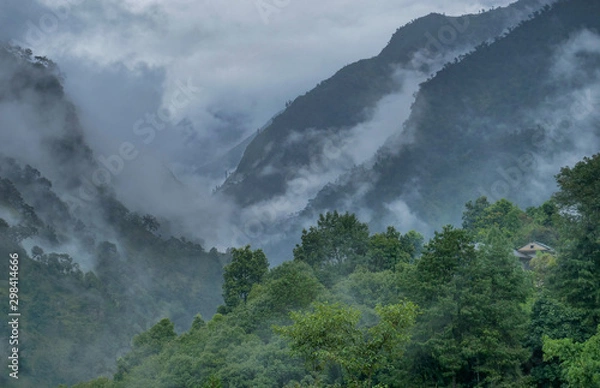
0 46 227 387
73 153 600 387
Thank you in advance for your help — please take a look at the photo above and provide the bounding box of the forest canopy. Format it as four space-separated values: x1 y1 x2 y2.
69 153 600 387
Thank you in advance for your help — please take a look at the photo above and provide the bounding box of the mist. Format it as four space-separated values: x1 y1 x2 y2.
1 0 524 250
3 0 598 386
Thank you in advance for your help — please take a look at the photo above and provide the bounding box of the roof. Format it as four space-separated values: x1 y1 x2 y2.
517 241 554 253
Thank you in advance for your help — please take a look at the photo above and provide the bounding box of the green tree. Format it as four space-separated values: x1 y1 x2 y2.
222 245 269 309
403 226 531 387
276 302 361 379
529 251 557 288
367 226 409 272
462 197 525 242
366 227 423 272
115 318 177 382
70 377 115 388
552 153 600 328
520 201 561 247
400 230 425 260
348 303 418 387
333 269 400 313
543 325 600 387
462 196 490 231
275 301 417 387
527 200 559 228
249 261 324 316
202 375 223 388
525 295 589 387
293 211 369 279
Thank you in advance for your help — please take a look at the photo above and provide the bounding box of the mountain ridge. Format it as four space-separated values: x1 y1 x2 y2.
220 0 554 208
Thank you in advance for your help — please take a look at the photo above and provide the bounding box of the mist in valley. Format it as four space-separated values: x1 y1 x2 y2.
0 0 599 386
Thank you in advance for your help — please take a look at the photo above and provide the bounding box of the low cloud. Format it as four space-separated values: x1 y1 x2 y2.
0 0 528 254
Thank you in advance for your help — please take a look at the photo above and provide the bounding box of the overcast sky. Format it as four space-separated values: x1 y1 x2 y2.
1 0 515 167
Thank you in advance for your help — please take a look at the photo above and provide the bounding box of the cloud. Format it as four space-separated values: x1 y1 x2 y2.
477 29 600 208
4 0 517 149
382 199 430 232
0 206 20 227
1 0 520 252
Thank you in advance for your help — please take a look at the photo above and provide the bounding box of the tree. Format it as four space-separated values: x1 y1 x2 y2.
222 245 269 309
275 301 417 387
554 154 600 224
249 261 324 316
276 302 360 379
69 377 115 388
543 325 600 387
367 226 409 272
366 227 423 272
400 230 425 260
525 295 589 387
333 269 400 311
462 196 490 231
529 251 557 288
115 318 177 382
521 201 561 247
527 200 559 228
552 153 600 328
348 303 418 386
403 226 531 387
142 214 160 233
293 211 369 278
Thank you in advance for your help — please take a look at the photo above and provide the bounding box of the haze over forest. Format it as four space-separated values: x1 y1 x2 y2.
0 0 599 387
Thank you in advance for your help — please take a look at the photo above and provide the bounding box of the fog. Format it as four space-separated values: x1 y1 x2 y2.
1 0 526 254
3 1 597 385
518 29 600 204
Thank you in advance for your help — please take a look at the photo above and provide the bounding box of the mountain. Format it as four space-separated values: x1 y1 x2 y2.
0 46 96 191
220 0 554 209
1 0 599 384
193 114 283 182
215 0 600 263
303 0 600 231
0 46 226 387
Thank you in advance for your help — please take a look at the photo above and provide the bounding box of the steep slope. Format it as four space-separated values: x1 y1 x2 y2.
0 47 227 387
221 0 553 208
0 46 96 191
306 0 600 231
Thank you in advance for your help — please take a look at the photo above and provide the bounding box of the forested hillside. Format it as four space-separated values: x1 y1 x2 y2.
1 1 599 386
74 153 600 387
306 0 600 230
0 157 227 387
0 46 227 387
221 0 551 207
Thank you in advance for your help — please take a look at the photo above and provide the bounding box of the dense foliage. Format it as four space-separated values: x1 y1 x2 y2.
2 2 599 386
71 154 600 387
0 159 226 387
